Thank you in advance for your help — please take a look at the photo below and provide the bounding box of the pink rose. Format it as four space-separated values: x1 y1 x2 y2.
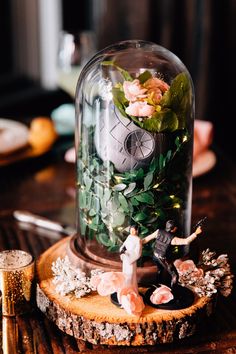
150 285 174 305
144 77 170 93
91 272 125 296
123 79 147 102
150 88 163 104
125 101 155 117
174 259 203 278
174 259 196 275
118 286 145 316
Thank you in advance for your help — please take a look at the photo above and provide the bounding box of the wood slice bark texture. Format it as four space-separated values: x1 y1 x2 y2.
36 237 215 346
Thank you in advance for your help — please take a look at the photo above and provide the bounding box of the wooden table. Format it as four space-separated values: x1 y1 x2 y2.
0 146 235 353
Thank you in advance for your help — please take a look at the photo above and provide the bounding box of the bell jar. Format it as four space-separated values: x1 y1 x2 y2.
73 40 194 280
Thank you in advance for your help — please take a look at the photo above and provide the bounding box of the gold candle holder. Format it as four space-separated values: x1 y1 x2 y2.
0 250 35 316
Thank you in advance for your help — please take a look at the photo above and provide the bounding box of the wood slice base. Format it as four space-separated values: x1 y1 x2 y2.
36 237 215 346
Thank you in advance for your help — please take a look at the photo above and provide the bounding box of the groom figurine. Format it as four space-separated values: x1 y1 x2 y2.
142 220 202 288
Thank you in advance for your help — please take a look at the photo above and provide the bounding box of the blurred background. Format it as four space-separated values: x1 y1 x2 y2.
0 0 235 162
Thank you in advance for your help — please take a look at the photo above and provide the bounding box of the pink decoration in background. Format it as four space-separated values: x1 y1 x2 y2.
194 120 213 159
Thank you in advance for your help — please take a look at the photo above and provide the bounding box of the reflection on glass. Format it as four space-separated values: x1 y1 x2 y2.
57 31 96 97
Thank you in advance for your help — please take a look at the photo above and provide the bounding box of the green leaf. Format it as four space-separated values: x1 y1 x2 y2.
137 70 152 84
79 190 86 208
161 72 191 129
175 136 181 150
112 87 128 105
132 212 148 222
130 196 140 206
91 196 100 212
79 212 87 235
89 215 100 231
149 158 159 173
84 174 92 191
92 158 100 170
113 183 127 191
144 172 153 190
89 209 97 216
140 226 149 235
118 193 129 213
111 212 125 227
96 233 112 247
94 184 103 199
124 182 136 196
104 188 112 202
108 245 120 252
142 109 178 133
112 87 129 118
166 150 172 162
77 159 85 170
134 191 154 205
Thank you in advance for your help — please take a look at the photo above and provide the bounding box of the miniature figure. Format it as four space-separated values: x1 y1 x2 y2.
119 225 142 293
143 220 202 288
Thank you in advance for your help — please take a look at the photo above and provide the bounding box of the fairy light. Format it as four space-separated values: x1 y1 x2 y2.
169 195 175 199
173 203 181 209
182 135 188 142
114 176 123 183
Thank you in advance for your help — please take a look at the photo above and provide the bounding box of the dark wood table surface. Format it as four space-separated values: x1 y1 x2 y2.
0 144 236 354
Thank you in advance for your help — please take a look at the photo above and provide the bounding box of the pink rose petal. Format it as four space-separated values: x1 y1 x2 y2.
123 79 147 102
150 285 174 305
125 101 155 117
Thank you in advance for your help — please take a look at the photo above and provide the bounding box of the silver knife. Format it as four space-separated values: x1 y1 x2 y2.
13 210 76 236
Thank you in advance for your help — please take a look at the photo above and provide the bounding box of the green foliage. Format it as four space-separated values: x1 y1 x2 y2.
77 132 189 256
137 70 152 84
161 72 191 129
142 109 179 133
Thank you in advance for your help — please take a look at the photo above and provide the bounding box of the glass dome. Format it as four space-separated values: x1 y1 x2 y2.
75 40 194 275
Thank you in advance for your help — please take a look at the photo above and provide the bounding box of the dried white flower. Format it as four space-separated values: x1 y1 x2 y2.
177 249 233 298
51 256 103 299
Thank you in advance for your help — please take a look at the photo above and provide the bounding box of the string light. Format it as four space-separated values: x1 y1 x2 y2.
173 203 181 209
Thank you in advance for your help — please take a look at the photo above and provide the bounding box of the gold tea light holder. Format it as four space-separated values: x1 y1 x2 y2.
0 250 35 316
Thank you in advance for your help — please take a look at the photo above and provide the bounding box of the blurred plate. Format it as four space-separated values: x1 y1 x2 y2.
193 150 216 178
0 119 55 167
0 143 52 167
0 119 29 155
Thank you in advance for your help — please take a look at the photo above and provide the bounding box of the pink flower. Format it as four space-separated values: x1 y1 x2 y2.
118 286 145 316
90 272 125 296
125 101 155 117
144 77 170 104
123 79 147 102
144 77 170 93
150 285 174 305
174 259 203 278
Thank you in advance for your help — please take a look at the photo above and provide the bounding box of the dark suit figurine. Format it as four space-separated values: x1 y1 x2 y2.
143 220 202 288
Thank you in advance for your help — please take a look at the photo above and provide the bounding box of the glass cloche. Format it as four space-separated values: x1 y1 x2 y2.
74 40 194 278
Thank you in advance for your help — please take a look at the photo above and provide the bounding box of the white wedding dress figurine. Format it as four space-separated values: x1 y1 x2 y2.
120 225 142 293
